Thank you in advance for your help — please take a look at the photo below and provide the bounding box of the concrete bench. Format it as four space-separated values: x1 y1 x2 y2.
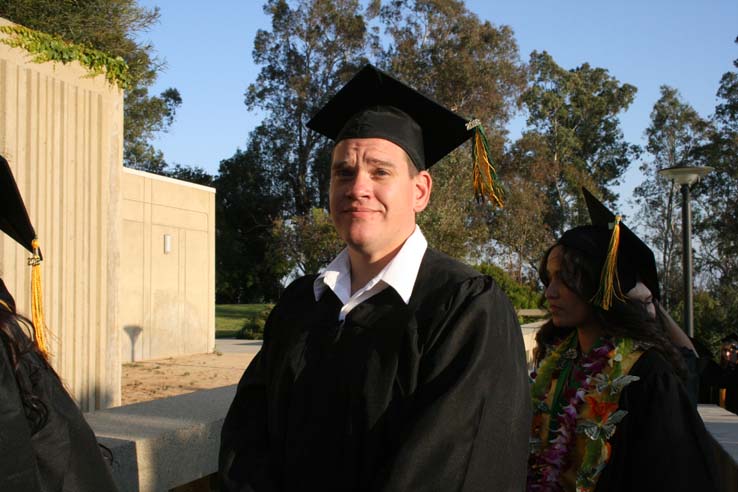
86 385 236 491
86 389 738 492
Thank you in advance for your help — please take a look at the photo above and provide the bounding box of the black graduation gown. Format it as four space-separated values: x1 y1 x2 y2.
219 249 532 492
0 321 119 492
595 350 720 492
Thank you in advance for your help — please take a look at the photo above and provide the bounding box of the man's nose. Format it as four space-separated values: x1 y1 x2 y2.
346 170 371 198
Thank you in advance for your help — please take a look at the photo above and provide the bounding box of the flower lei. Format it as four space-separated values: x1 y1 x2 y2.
527 332 640 492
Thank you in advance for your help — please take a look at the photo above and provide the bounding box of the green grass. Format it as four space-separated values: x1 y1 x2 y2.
216 304 270 338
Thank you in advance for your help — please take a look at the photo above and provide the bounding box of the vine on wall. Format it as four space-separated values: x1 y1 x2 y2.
0 25 130 89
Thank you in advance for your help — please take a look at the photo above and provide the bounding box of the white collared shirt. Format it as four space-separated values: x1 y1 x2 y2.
313 226 428 321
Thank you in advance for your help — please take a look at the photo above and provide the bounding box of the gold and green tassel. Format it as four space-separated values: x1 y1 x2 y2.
28 238 49 358
466 119 504 207
590 216 626 310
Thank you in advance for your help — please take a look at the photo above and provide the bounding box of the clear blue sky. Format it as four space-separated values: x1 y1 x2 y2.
137 0 737 211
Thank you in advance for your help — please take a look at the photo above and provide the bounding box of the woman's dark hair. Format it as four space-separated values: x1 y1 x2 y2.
536 243 687 381
0 306 51 434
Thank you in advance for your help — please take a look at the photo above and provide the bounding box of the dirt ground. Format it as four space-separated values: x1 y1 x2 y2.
121 351 255 406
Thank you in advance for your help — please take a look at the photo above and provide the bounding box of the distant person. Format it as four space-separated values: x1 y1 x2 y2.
0 155 118 491
700 333 738 414
528 222 718 491
219 64 531 491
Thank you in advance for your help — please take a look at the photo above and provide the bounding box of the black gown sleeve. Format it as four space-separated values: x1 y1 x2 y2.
372 276 532 492
596 350 720 492
0 339 42 492
219 349 274 492
219 293 283 492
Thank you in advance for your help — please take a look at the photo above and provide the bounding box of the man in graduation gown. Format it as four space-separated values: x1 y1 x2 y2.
0 154 118 491
218 65 531 491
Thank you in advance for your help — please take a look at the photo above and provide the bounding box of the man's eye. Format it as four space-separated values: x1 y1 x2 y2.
374 168 390 176
334 168 354 178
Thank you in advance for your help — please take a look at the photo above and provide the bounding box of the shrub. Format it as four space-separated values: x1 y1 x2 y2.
236 304 274 340
474 263 544 311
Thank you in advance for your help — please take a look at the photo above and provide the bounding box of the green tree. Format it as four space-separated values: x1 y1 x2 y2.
246 0 375 216
699 37 738 286
474 262 542 310
272 208 344 276
520 50 639 236
0 0 182 173
215 130 289 303
632 86 711 308
688 38 738 351
165 163 215 187
490 131 559 279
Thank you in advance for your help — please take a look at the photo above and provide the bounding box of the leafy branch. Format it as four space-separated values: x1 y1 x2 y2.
0 24 130 88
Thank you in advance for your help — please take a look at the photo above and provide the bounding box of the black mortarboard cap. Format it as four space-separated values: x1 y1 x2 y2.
582 187 659 301
0 154 48 356
0 154 40 258
307 64 504 205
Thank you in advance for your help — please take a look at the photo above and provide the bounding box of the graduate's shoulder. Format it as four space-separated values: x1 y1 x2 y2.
277 274 320 303
621 346 689 408
416 248 506 300
630 347 681 379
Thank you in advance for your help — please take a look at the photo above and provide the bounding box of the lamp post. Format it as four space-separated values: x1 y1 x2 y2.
657 165 713 338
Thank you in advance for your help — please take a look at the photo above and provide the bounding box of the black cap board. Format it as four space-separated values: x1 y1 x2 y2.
582 187 659 301
307 64 474 171
0 154 48 356
0 154 40 258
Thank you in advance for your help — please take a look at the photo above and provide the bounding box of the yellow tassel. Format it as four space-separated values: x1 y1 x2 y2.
590 216 626 310
28 238 49 358
467 120 504 207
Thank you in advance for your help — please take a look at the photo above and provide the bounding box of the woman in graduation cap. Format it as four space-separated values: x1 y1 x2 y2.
219 64 531 491
0 155 118 491
582 187 702 406
527 216 719 491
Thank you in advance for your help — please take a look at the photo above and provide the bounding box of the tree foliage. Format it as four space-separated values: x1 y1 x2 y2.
245 0 374 215
632 86 711 308
518 51 639 237
215 132 289 303
0 0 182 173
272 208 344 276
165 163 215 187
376 0 526 130
474 262 542 310
699 37 738 287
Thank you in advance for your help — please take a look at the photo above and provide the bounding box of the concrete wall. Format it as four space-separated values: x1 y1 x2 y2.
120 168 215 362
0 18 123 410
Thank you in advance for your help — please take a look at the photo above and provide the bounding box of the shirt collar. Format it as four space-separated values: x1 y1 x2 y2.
313 226 427 304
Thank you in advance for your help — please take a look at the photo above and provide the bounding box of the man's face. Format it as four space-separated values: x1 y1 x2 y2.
329 138 431 261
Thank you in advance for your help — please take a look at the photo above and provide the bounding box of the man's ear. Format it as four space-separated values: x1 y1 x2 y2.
413 170 432 213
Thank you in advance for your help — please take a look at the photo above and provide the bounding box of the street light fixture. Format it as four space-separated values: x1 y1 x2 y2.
657 165 714 338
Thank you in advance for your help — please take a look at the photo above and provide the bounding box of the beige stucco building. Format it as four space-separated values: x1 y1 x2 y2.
120 168 215 363
0 18 215 410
